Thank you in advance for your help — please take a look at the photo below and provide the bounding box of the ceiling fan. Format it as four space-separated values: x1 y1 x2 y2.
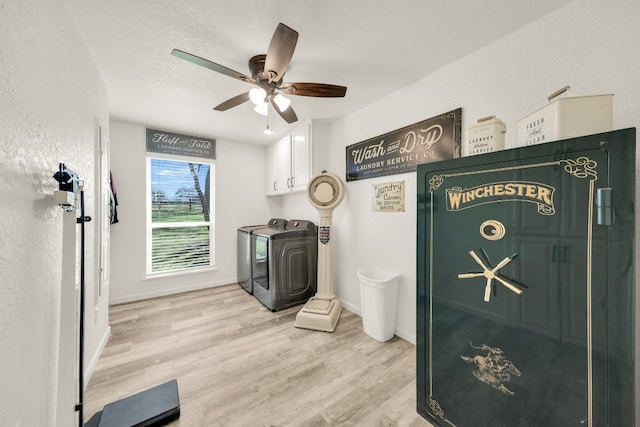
172 23 347 124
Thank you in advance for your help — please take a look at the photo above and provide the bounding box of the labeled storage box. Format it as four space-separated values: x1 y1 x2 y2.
516 86 613 147
466 115 506 156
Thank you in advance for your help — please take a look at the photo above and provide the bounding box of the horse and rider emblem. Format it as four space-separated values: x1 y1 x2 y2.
460 342 521 396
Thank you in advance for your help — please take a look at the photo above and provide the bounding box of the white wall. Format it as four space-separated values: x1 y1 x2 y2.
109 120 272 303
0 1 110 426
292 0 640 350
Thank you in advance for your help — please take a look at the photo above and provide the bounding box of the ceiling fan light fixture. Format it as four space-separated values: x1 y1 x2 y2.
254 101 269 116
173 23 347 126
249 87 267 105
273 93 291 112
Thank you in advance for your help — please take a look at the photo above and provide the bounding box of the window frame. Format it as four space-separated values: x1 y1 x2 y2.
145 154 216 276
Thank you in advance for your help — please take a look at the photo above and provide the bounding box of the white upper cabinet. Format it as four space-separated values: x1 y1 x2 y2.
275 136 292 193
290 123 310 192
265 142 280 195
266 120 312 196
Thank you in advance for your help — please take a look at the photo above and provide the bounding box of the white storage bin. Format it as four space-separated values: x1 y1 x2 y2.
358 267 400 342
466 115 506 156
516 86 613 147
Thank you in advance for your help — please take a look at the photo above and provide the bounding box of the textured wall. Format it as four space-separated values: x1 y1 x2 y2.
109 120 272 303
319 0 640 348
0 1 109 425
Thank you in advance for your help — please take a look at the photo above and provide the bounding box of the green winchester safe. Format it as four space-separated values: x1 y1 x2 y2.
416 128 636 426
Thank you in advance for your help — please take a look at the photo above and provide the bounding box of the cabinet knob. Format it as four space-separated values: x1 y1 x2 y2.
287 177 291 188
273 181 277 191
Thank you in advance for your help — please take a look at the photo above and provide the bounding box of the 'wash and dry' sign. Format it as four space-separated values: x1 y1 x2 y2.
346 108 461 182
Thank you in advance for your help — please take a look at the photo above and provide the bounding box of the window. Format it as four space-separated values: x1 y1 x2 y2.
147 157 215 274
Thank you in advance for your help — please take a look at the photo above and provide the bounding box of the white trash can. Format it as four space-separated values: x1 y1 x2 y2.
357 267 400 342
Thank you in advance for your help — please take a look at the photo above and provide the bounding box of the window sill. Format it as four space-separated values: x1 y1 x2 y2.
144 266 218 281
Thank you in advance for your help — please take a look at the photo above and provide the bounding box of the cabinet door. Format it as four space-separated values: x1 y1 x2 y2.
265 121 313 196
291 123 310 192
265 143 280 196
275 136 292 193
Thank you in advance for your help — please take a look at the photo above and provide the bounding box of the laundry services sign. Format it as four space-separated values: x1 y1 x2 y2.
372 181 405 212
146 128 216 159
345 108 461 182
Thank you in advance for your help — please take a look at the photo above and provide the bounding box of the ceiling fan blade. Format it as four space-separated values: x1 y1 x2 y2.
172 49 255 84
264 23 298 82
214 92 250 111
280 83 347 97
269 97 298 123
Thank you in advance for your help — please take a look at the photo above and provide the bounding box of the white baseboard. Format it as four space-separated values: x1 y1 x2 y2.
339 298 361 316
109 280 232 305
395 327 416 345
338 298 416 345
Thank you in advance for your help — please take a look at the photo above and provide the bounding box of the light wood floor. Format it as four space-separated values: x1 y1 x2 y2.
84 285 433 426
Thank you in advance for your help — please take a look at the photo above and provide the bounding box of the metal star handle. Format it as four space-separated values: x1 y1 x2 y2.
458 250 523 302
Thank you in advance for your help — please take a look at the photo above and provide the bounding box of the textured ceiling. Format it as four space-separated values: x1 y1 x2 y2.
64 0 573 144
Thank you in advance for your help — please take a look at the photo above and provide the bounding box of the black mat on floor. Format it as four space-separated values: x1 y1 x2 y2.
84 411 102 427
85 379 180 427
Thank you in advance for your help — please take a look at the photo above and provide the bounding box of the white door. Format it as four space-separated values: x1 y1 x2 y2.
99 128 110 299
